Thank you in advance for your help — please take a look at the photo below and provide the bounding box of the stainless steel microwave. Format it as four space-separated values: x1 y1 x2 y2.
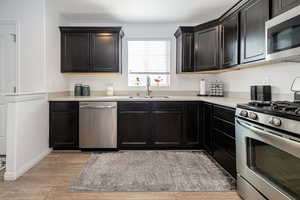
266 5 300 62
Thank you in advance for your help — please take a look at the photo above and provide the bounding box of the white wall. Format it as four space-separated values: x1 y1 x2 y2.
0 0 51 180
62 23 215 92
5 95 50 180
0 0 46 93
46 1 68 92
217 62 300 98
0 104 6 155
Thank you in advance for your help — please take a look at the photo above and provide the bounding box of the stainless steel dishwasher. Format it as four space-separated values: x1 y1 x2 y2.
79 102 117 149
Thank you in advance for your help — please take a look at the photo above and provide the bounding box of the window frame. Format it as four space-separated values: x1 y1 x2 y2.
126 38 172 88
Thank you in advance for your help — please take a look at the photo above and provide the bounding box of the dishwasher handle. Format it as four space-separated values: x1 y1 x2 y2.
80 105 116 109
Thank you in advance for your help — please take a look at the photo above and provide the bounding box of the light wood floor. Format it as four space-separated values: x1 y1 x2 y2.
0 152 242 200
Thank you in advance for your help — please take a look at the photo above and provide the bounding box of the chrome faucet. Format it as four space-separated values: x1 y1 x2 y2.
146 76 152 97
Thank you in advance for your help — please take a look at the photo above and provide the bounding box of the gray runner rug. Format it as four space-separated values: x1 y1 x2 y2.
70 151 236 192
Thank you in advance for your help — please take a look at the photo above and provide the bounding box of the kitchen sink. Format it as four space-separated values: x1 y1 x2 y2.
129 96 170 99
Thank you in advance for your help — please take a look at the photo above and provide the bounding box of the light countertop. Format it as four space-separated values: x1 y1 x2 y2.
48 95 249 108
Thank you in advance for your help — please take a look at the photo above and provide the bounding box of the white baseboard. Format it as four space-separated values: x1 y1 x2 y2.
4 148 51 181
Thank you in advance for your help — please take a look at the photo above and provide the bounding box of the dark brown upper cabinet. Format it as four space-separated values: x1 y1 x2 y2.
61 32 90 72
272 0 300 17
240 0 270 64
221 13 239 68
194 26 221 71
174 27 194 72
60 27 124 73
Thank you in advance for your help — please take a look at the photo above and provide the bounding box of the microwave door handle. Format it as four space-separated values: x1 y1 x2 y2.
236 119 300 145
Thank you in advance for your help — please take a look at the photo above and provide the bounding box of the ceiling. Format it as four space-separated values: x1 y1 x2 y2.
50 0 240 24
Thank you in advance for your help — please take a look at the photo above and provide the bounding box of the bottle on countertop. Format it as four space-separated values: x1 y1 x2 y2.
199 79 207 96
82 85 91 96
74 84 83 96
106 86 114 96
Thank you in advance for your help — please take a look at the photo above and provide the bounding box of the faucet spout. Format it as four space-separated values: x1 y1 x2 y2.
146 76 152 97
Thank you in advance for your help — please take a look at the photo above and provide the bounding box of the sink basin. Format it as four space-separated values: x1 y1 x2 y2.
129 96 170 99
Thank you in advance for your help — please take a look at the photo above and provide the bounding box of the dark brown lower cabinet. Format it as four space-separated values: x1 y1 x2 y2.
49 102 79 150
118 111 151 149
212 105 236 178
151 111 182 147
202 103 213 154
117 102 200 149
183 102 201 148
213 140 237 178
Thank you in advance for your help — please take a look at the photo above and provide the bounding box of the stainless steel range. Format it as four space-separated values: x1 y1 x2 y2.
236 101 300 200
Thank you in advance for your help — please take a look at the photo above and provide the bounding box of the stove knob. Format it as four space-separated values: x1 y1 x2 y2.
269 117 282 127
240 110 248 117
249 112 258 120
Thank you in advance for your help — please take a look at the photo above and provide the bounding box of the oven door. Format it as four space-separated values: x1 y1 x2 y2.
236 118 300 200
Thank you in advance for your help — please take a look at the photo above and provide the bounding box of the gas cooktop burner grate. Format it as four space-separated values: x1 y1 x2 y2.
247 101 300 117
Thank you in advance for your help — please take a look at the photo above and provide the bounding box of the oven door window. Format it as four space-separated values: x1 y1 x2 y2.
268 15 300 53
247 139 300 199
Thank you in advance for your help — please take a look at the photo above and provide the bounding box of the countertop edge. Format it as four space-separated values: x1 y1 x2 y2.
48 96 249 108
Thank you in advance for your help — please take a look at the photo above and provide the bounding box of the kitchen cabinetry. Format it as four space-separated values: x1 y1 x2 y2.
272 0 300 17
118 102 201 149
175 27 194 72
221 13 239 68
183 102 201 148
194 26 221 71
61 32 90 72
117 102 151 149
202 103 213 155
212 105 236 178
240 0 270 64
151 102 183 147
60 27 123 73
49 102 79 150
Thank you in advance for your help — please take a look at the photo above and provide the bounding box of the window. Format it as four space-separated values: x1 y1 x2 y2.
128 40 171 87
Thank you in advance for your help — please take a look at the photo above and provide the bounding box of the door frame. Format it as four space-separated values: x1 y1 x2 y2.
0 20 20 95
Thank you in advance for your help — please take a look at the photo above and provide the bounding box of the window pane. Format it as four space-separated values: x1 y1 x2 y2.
128 74 170 87
128 40 171 87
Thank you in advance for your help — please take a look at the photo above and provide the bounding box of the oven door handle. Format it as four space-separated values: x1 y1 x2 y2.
236 119 300 144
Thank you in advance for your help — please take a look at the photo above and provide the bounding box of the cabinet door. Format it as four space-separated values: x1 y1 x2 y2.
61 32 90 72
183 103 200 147
272 0 300 17
118 111 151 149
90 33 119 72
240 0 269 64
151 111 182 147
222 13 239 68
50 113 78 149
202 103 213 154
50 102 79 149
213 134 237 178
176 33 194 72
194 26 220 71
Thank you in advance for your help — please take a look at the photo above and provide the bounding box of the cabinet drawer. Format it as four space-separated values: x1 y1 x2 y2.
50 102 78 112
213 129 236 156
213 145 236 178
213 117 235 138
152 102 183 112
213 105 235 123
118 102 150 111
